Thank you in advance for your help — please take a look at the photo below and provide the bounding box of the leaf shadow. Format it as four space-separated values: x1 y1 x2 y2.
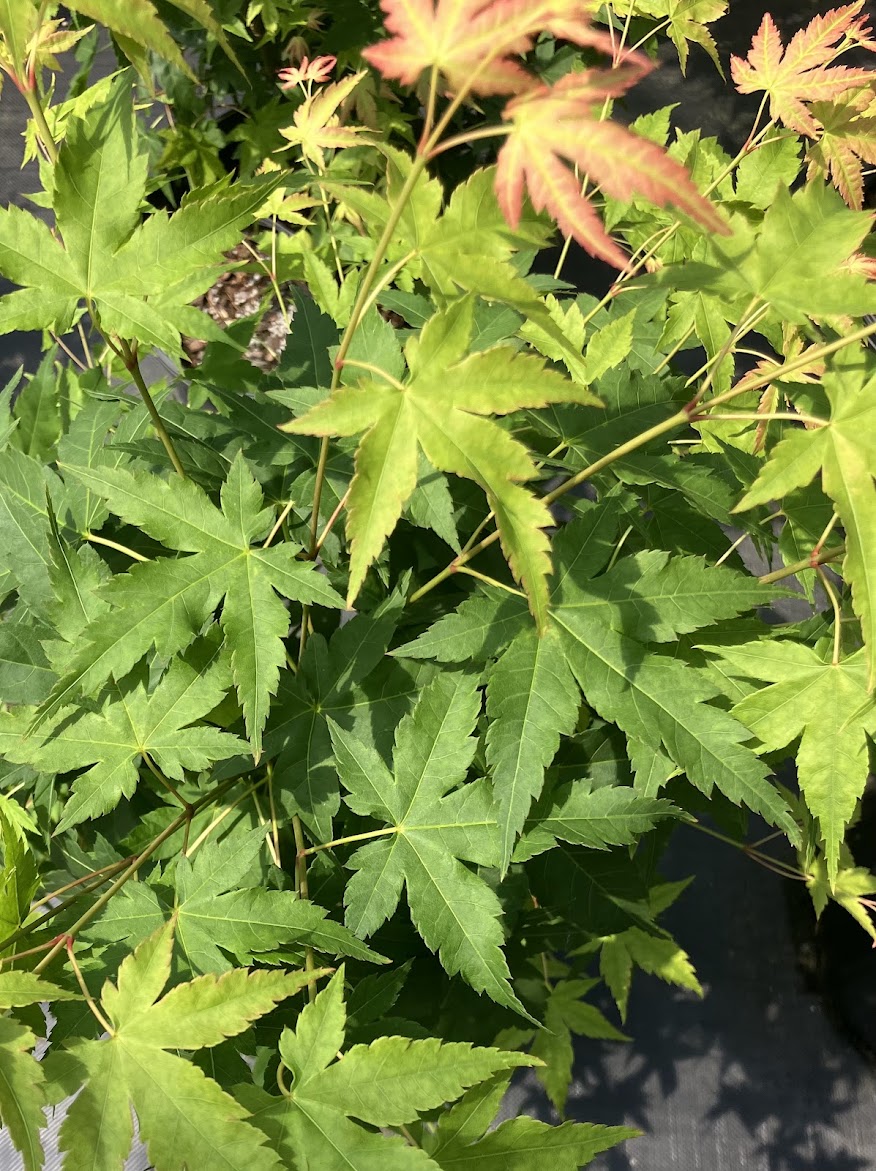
502 820 876 1170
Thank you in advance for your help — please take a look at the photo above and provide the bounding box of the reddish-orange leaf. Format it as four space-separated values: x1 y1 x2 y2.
362 0 615 97
495 67 729 269
731 3 876 136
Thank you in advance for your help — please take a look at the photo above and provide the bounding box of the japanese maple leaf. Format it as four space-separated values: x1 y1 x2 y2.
631 0 727 76
806 98 876 209
58 921 324 1171
7 642 247 832
495 66 729 268
279 72 374 168
285 297 597 625
362 0 615 97
731 3 876 137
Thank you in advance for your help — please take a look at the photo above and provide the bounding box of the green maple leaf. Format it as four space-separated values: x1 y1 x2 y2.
513 781 680 864
37 452 344 752
7 640 246 831
241 969 535 1170
736 346 876 688
392 587 530 665
337 158 593 388
706 640 876 884
693 181 876 321
258 600 424 842
486 625 581 872
521 978 629 1115
733 135 802 208
600 924 702 1023
0 610 55 704
329 671 530 1017
400 502 795 858
633 0 727 74
806 856 876 942
424 1073 637 1170
0 808 38 952
0 76 276 355
549 520 798 837
58 921 325 1170
62 0 239 76
0 446 66 610
87 827 386 973
285 295 596 625
0 972 79 1171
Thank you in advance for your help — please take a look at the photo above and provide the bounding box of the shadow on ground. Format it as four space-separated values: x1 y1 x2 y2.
504 821 876 1171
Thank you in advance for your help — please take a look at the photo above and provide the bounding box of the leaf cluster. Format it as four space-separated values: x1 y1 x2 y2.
0 1 875 1168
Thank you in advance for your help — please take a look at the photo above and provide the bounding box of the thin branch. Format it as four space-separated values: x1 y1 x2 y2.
29 857 134 913
22 83 59 164
315 487 350 553
33 777 242 974
456 566 525 597
758 545 845 585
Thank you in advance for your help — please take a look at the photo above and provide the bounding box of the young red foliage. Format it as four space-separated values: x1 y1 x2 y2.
362 0 614 97
495 65 729 268
731 2 876 136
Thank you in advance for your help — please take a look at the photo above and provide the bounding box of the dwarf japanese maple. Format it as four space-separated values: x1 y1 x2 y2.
0 1 875 1169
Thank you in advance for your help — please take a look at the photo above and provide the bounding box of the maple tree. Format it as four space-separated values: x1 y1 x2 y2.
0 0 874 1167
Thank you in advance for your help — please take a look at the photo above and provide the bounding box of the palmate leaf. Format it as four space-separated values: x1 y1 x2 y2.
37 452 344 753
64 0 239 76
805 97 876 209
486 625 580 872
710 180 876 322
0 446 66 610
59 921 325 1171
6 640 246 831
0 972 79 1171
529 978 629 1114
550 535 799 838
87 827 386 972
341 159 590 379
279 72 374 168
330 671 531 1018
285 295 595 625
241 970 536 1170
425 1071 637 1170
398 503 794 856
362 0 615 97
393 586 529 664
0 77 276 355
706 641 876 884
257 602 423 842
496 65 728 268
513 782 680 863
736 347 876 688
731 3 876 137
600 922 702 1025
631 0 727 75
